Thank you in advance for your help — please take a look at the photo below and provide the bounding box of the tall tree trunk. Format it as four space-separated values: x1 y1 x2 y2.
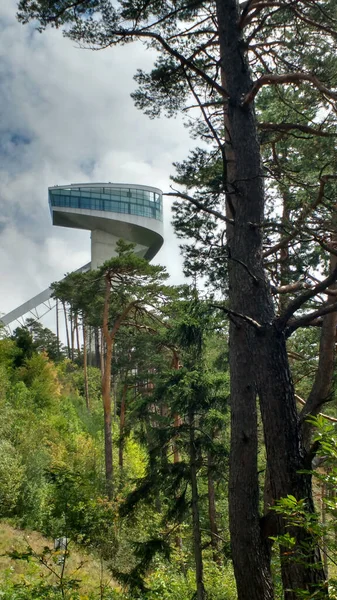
70 311 75 362
83 323 90 412
101 275 136 500
94 327 101 369
102 277 114 499
75 312 81 360
216 2 274 595
119 381 128 470
279 192 291 314
62 302 71 359
255 330 326 598
100 329 105 375
56 299 60 360
207 451 221 565
216 0 326 597
321 481 328 578
189 410 205 600
102 334 114 499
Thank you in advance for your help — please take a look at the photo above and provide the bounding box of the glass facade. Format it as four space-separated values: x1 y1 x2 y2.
49 186 163 221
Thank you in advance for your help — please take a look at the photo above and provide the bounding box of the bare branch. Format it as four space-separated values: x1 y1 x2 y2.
271 281 311 295
210 303 263 329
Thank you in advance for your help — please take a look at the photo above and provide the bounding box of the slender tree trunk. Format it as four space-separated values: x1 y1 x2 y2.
88 326 92 367
101 276 114 498
83 323 90 412
321 481 328 578
172 351 181 464
216 0 325 597
173 412 183 551
102 334 114 498
173 413 181 464
70 311 75 362
101 274 136 499
171 350 183 551
189 409 205 600
100 329 105 375
56 299 60 360
94 327 101 369
207 451 221 565
62 302 71 359
75 312 81 360
279 193 291 314
119 381 128 470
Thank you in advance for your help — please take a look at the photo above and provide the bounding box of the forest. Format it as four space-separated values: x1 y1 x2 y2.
1 0 337 598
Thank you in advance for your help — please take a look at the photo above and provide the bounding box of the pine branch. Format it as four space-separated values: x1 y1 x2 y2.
263 175 337 258
242 72 337 106
286 301 337 334
278 265 337 328
165 188 234 225
259 122 336 138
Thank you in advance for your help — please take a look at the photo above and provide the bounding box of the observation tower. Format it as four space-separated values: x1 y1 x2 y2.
49 183 163 268
1 182 164 327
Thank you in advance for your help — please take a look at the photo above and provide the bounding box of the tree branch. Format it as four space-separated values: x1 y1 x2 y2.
242 72 337 106
210 304 263 329
286 301 337 335
93 27 228 99
277 265 337 328
271 281 310 295
258 122 336 138
165 188 234 225
263 176 336 258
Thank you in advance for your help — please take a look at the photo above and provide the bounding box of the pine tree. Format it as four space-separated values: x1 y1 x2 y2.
17 1 337 596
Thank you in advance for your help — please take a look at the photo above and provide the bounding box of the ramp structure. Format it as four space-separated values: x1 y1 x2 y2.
1 182 164 328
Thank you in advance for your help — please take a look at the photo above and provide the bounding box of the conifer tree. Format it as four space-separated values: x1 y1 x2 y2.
17 1 337 596
52 241 169 498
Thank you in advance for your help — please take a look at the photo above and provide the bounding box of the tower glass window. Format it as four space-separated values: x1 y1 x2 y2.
49 184 163 221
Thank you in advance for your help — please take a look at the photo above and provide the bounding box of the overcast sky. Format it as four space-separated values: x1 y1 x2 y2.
0 0 193 327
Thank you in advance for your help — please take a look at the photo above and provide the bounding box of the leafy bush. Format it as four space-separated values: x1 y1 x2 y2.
0 440 24 516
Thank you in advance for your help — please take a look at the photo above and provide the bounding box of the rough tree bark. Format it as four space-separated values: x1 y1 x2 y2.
216 0 326 597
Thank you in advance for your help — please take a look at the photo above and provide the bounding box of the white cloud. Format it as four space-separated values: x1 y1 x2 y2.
0 0 192 325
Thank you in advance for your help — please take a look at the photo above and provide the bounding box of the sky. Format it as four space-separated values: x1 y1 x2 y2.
0 0 193 328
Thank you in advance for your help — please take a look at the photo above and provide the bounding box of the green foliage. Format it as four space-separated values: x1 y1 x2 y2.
0 440 24 516
11 327 35 368
18 352 60 409
270 417 337 598
25 318 65 362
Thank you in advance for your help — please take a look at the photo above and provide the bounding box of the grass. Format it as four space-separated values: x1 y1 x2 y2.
0 521 119 597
